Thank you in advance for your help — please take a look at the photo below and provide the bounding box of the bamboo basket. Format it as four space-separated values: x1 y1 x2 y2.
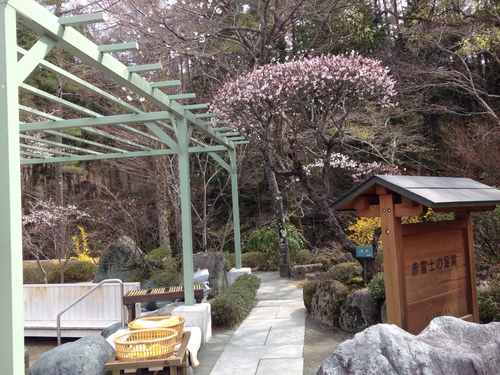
128 316 185 345
113 328 178 362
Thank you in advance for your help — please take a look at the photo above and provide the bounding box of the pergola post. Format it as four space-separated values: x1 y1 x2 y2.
229 149 242 269
0 2 25 373
177 117 195 305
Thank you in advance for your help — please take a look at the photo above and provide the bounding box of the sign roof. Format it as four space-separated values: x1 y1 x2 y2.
332 175 500 210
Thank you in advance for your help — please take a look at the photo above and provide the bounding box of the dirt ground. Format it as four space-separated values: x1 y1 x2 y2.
302 317 354 375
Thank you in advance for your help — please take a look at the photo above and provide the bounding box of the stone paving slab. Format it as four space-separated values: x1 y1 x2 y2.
210 344 304 375
256 358 304 375
205 272 306 375
239 317 305 328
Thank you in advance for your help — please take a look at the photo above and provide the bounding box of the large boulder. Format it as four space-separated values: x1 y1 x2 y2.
93 236 143 283
338 288 381 333
29 335 114 375
192 252 227 299
303 280 350 327
318 316 500 375
292 263 323 280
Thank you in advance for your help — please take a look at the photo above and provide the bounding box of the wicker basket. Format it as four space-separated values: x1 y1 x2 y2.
128 316 185 344
113 328 178 362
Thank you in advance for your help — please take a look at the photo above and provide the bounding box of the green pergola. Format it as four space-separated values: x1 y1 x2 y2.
0 0 247 372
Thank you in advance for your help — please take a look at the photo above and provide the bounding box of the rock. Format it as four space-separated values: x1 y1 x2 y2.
338 288 381 333
318 316 500 375
145 301 184 318
25 346 29 375
192 252 227 299
305 272 320 280
323 262 363 284
292 264 323 280
29 335 114 375
101 322 123 339
303 280 350 327
93 236 143 283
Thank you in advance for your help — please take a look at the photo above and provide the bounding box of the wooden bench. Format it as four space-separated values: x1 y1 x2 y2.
24 282 141 337
123 285 205 322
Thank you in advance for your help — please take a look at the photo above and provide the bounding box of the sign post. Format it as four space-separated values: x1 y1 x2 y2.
355 246 374 285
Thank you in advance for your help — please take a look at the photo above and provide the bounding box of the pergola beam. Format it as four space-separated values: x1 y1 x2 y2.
12 0 236 149
17 35 57 85
20 111 172 132
59 12 106 26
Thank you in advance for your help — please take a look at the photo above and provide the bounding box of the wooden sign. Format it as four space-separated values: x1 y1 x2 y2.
379 194 478 334
330 176 500 334
402 220 474 333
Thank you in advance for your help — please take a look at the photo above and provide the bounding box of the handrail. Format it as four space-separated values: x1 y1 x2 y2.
57 278 126 345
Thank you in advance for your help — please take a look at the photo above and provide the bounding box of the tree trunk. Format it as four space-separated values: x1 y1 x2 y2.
295 165 356 255
166 155 182 256
265 166 290 278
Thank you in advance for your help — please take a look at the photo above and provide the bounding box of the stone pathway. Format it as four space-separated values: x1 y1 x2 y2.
207 272 306 375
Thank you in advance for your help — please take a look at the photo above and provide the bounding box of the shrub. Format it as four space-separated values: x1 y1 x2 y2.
321 262 363 284
221 251 273 271
211 274 261 327
23 261 58 284
245 221 306 267
64 260 97 282
478 275 500 323
368 272 385 301
134 248 181 286
292 249 316 265
348 217 381 246
242 252 272 270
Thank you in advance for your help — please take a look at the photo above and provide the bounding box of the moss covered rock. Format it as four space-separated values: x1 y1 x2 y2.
303 279 350 327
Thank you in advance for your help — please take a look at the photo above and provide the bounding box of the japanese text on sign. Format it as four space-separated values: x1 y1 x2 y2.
411 254 457 276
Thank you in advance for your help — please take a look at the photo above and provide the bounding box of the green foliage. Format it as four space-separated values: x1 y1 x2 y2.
220 251 273 271
478 275 500 324
242 252 273 270
321 262 363 284
23 260 95 284
23 261 59 284
245 221 306 266
211 274 261 327
368 272 386 301
292 249 317 265
146 247 173 261
137 248 180 286
64 261 97 282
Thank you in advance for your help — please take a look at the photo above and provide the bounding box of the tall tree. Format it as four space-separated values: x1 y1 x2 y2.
211 53 398 270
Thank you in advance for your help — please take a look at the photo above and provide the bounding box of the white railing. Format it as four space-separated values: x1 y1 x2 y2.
24 280 140 341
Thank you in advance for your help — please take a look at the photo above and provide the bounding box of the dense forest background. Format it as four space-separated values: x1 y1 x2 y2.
21 0 500 266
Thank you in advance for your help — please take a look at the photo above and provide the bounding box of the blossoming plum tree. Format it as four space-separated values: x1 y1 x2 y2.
211 53 397 271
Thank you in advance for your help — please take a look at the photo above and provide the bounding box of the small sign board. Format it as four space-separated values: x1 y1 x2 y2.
356 246 374 258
